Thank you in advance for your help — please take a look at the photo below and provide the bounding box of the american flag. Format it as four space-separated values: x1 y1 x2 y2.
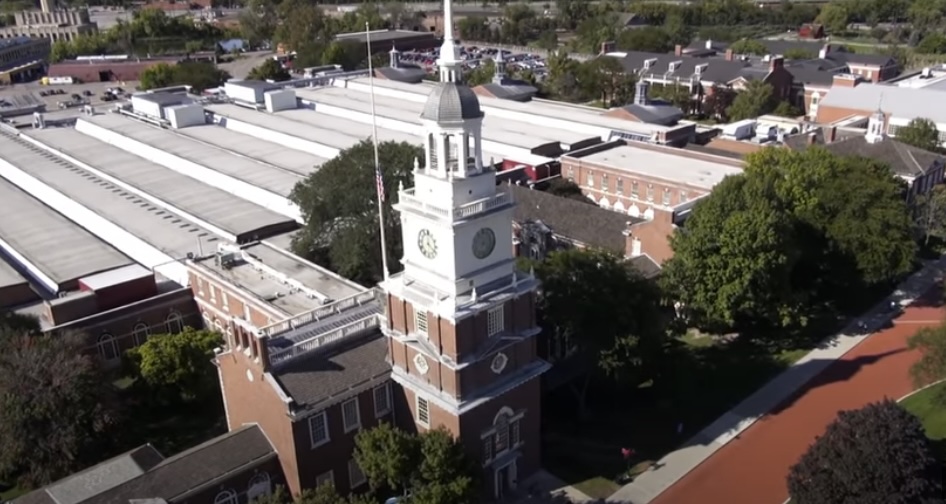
375 164 385 202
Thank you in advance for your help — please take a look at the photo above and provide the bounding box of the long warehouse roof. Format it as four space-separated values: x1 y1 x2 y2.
0 132 227 261
0 176 132 291
28 128 298 243
205 103 507 166
0 255 28 290
177 125 328 176
299 86 598 149
83 114 303 198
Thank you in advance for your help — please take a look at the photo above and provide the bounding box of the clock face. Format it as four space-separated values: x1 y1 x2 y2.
472 228 496 259
491 352 508 374
417 229 438 259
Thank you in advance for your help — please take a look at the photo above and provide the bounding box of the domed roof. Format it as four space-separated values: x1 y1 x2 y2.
421 82 483 123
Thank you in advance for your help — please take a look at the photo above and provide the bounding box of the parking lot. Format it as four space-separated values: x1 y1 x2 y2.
397 45 549 79
0 81 137 117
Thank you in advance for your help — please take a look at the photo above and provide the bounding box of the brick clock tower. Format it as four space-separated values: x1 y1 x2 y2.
379 0 550 499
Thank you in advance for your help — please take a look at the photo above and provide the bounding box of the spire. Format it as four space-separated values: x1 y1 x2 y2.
492 49 507 85
389 43 400 69
437 0 461 83
866 95 886 144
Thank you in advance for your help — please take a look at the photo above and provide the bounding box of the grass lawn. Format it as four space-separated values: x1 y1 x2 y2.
901 381 946 459
542 333 813 499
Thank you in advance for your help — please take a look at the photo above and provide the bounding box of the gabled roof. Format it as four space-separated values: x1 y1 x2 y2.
508 183 641 254
820 84 946 124
613 51 755 85
616 103 684 125
820 136 943 178
475 81 538 102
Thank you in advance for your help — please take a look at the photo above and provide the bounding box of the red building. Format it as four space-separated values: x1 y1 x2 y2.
48 57 177 83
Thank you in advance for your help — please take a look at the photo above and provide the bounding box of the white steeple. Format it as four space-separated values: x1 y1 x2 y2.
492 49 507 85
437 0 461 83
866 103 886 144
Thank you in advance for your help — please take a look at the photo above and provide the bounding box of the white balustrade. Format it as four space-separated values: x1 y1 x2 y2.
268 314 381 366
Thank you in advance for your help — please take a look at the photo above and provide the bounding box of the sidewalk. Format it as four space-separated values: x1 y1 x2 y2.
608 256 946 504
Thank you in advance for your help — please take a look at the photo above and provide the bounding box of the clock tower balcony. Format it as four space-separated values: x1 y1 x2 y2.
396 187 514 223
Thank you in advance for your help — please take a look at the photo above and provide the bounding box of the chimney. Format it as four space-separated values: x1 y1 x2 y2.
818 45 829 59
600 41 616 54
705 39 713 50
674 44 683 56
769 55 784 71
724 49 734 61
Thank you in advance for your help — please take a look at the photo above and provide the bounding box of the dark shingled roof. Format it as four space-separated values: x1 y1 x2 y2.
820 136 944 178
629 255 662 278
619 103 684 125
613 51 757 85
421 82 484 123
475 81 538 102
14 426 274 504
272 332 391 411
508 183 641 254
376 65 427 84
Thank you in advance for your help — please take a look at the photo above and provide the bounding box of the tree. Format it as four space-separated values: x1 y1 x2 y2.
787 400 942 504
0 332 119 487
354 424 479 504
466 58 495 86
248 58 291 81
663 147 917 331
535 249 669 413
784 47 815 60
239 0 278 48
139 62 230 92
914 185 946 244
896 118 941 152
535 30 559 51
321 40 365 70
729 38 768 56
274 0 330 53
701 85 736 121
124 327 222 403
290 140 422 285
816 3 851 34
908 322 946 391
726 80 777 121
546 178 593 204
616 26 673 53
771 100 802 118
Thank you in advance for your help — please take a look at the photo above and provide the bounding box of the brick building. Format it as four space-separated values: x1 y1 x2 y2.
184 2 548 499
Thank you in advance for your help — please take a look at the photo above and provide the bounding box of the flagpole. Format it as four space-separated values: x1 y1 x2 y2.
366 22 390 282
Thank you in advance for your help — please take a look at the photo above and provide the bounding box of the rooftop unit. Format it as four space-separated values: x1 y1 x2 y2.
130 92 193 120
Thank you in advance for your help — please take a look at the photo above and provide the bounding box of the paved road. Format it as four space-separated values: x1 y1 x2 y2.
649 290 944 504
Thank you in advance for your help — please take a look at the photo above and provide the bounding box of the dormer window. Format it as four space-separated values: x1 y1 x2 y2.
643 58 657 70
668 61 682 72
695 63 708 75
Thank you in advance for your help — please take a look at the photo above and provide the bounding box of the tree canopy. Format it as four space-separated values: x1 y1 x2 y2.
290 140 422 285
247 58 292 82
896 118 941 152
662 147 916 333
139 61 230 92
787 400 943 504
124 327 222 403
908 321 946 392
0 331 119 487
726 81 777 121
353 424 479 504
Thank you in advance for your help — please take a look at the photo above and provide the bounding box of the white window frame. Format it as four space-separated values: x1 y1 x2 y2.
98 333 119 362
662 188 671 206
132 322 150 346
631 181 639 198
308 411 330 448
415 309 428 337
483 435 493 464
222 292 229 312
342 398 361 433
165 311 184 333
348 459 367 488
416 395 431 427
373 382 392 418
487 306 504 337
214 489 238 504
586 171 594 187
315 470 334 487
616 177 624 195
600 173 608 191
209 284 217 302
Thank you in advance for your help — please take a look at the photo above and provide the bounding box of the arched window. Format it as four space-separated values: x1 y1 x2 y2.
493 408 514 454
165 311 184 333
98 333 119 362
214 489 237 504
247 471 272 500
132 323 150 346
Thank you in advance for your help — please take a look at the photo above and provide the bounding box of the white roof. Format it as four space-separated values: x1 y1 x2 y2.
821 84 946 125
575 145 744 190
0 256 28 289
177 125 328 175
84 114 303 197
28 127 295 240
79 263 151 290
296 86 598 149
0 177 131 288
0 132 227 261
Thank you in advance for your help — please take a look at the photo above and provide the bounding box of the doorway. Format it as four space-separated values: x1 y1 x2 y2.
494 459 518 500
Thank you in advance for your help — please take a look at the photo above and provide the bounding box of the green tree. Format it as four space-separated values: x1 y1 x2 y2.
816 2 851 34
616 26 673 53
466 58 496 86
784 47 815 60
354 424 479 503
239 0 278 48
248 58 291 81
701 85 737 121
896 117 941 152
787 400 942 504
916 33 946 54
139 61 230 92
49 40 75 63
908 322 946 393
546 178 593 204
726 80 776 121
535 248 669 414
290 140 422 285
771 100 802 118
124 327 222 402
0 332 119 487
274 0 330 53
914 185 946 245
556 0 592 30
728 38 768 56
321 40 365 70
535 30 559 51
